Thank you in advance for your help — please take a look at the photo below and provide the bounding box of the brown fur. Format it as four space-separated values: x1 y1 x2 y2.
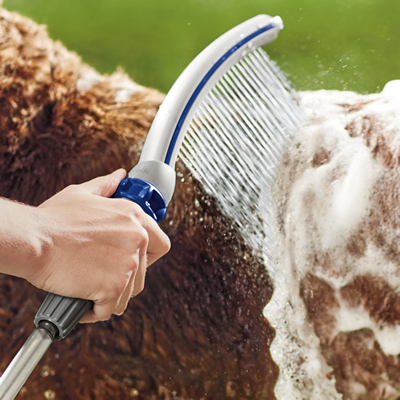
0 7 278 400
300 273 400 398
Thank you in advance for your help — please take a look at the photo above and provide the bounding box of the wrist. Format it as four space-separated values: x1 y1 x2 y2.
0 198 51 281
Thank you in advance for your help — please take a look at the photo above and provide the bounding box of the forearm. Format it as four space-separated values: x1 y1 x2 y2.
0 197 46 280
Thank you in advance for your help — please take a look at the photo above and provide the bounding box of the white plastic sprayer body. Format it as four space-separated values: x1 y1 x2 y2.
129 15 284 205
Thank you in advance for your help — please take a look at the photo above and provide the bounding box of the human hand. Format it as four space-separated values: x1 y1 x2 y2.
27 169 170 323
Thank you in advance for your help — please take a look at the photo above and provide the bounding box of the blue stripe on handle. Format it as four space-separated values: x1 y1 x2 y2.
163 22 275 165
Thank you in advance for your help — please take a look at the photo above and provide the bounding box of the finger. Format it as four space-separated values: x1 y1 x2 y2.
115 235 148 311
80 310 96 324
141 215 171 266
113 268 137 316
79 169 127 197
80 299 119 324
131 244 147 298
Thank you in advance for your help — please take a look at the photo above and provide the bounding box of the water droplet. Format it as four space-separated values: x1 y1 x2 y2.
194 199 200 207
41 365 51 378
44 390 56 399
130 388 139 397
19 387 27 396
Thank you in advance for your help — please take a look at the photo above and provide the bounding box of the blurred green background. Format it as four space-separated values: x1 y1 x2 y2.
3 0 400 94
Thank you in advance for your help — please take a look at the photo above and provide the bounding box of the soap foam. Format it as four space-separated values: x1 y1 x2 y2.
265 82 400 399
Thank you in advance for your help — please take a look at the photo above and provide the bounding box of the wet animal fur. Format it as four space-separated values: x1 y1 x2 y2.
0 6 277 400
275 88 400 399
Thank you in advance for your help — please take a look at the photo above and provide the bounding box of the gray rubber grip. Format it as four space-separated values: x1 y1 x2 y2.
34 294 93 341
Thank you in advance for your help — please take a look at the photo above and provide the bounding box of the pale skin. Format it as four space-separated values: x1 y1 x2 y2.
0 169 170 323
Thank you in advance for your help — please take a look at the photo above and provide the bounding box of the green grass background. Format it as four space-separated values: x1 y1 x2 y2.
3 0 400 94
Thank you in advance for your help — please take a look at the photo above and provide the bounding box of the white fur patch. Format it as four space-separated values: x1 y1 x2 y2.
265 81 400 399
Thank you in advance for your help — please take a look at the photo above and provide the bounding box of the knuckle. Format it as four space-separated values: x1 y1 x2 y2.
161 234 171 253
137 227 149 249
127 202 144 220
64 183 80 192
114 201 145 226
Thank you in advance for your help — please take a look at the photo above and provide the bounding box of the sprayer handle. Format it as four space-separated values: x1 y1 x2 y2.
33 177 167 341
34 295 92 340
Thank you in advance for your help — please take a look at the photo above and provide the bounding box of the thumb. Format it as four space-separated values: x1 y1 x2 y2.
79 169 127 197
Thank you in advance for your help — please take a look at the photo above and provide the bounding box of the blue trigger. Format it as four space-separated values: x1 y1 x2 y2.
112 178 167 222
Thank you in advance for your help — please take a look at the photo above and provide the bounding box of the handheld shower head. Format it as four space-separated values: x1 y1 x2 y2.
124 14 284 212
